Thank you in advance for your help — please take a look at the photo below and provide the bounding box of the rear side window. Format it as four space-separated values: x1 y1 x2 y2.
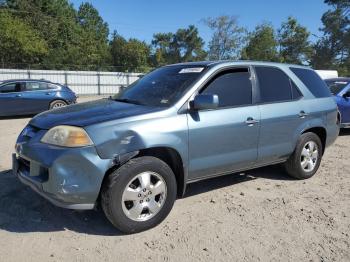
48 84 59 89
290 67 331 98
255 66 292 103
26 82 49 91
201 68 252 108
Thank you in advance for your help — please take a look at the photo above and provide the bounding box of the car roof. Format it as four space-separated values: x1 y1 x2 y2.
0 79 54 84
166 60 310 70
324 77 350 82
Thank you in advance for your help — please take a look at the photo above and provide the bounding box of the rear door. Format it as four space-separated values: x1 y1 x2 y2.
21 81 57 113
0 82 24 116
254 66 305 165
187 67 260 180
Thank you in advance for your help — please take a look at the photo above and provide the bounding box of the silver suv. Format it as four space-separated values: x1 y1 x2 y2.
13 61 339 233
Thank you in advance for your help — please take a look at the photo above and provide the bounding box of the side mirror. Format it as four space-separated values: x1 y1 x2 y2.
192 94 219 110
342 91 350 99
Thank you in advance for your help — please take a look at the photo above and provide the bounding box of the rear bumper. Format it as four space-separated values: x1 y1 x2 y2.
326 123 340 148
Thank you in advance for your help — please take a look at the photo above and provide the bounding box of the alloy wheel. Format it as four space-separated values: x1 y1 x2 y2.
300 141 319 172
121 171 167 221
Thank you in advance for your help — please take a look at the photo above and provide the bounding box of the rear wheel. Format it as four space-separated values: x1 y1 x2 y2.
337 111 341 126
101 156 177 233
49 100 67 109
284 132 323 179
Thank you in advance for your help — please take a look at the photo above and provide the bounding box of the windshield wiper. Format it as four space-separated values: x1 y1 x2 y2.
112 97 144 105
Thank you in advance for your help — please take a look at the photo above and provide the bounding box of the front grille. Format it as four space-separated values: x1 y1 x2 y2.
18 157 30 174
18 157 49 182
19 157 30 169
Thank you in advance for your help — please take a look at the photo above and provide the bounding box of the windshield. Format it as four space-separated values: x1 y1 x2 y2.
113 65 206 107
325 80 349 95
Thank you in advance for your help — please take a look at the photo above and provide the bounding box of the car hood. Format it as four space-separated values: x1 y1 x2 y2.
29 99 163 129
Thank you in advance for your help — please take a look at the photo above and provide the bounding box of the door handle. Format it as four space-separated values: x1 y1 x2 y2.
45 92 51 95
298 111 309 118
245 117 259 126
15 94 22 97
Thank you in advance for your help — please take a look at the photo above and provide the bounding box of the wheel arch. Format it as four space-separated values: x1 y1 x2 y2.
337 110 342 125
100 147 186 199
138 147 185 197
49 98 68 109
301 126 327 154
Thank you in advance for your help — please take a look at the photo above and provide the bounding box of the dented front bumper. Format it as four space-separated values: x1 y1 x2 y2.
12 125 113 210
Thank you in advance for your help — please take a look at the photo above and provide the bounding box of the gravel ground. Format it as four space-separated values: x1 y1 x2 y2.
0 96 349 262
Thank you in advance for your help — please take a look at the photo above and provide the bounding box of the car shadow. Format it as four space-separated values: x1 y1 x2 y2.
0 164 291 235
184 164 292 198
0 114 34 120
339 128 350 136
0 169 122 236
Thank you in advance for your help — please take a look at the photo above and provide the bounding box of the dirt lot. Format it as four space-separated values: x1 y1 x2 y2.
0 96 349 262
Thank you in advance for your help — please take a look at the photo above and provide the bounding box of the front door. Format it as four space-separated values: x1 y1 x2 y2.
187 67 260 180
338 86 350 124
0 82 24 116
20 81 54 113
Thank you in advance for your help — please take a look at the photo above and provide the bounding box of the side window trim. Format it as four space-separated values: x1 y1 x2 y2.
289 78 303 101
249 66 260 105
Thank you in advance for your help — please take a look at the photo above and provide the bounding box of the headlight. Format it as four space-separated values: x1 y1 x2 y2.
41 125 93 147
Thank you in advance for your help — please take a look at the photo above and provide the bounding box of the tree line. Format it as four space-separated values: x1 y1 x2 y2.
0 0 348 75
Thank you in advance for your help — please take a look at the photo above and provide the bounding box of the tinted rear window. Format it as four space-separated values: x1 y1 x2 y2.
290 67 331 98
325 80 349 95
255 66 292 103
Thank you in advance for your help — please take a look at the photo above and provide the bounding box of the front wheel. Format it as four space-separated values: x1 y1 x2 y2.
284 132 323 179
101 156 177 233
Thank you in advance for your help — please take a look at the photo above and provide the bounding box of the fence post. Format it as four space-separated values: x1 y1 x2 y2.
126 73 130 87
97 71 101 95
64 71 68 86
27 70 31 79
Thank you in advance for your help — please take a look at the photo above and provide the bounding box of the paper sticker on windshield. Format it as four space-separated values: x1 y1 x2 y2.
179 67 204 74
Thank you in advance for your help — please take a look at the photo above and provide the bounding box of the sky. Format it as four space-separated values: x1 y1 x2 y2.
70 0 329 47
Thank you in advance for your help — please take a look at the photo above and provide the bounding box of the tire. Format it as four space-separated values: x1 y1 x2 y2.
49 100 67 109
101 156 177 233
284 132 323 179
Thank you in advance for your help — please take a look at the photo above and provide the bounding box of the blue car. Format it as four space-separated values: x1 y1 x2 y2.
325 77 350 128
0 79 77 117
